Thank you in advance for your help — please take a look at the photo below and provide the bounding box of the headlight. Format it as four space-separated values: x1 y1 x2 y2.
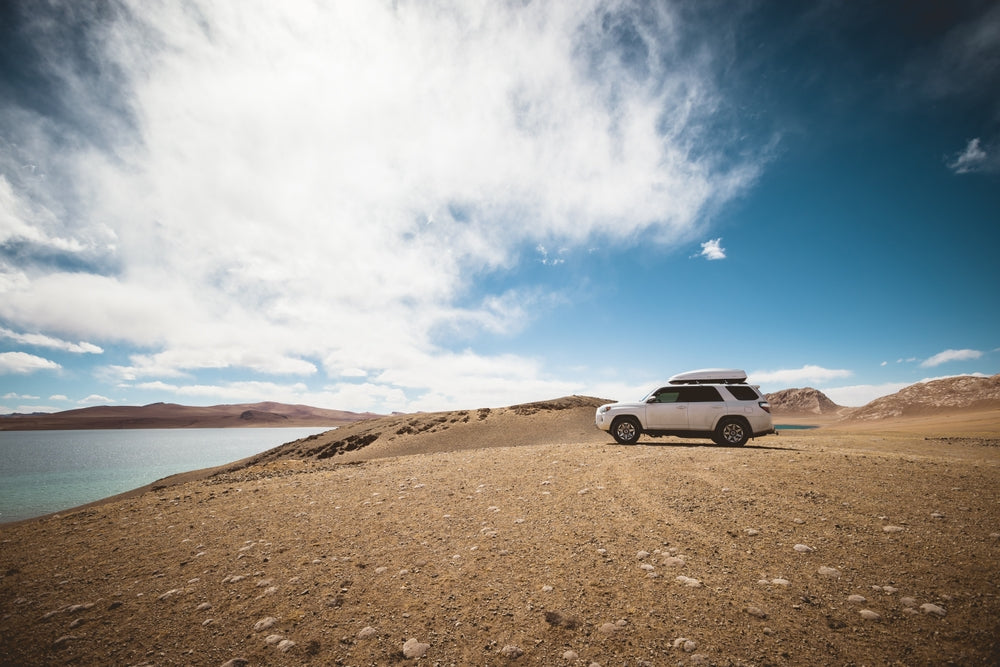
599 405 612 413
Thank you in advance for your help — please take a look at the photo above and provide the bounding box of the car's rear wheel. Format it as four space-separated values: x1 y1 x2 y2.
611 417 641 444
714 417 750 446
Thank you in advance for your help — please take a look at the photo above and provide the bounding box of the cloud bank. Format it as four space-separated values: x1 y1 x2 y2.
0 1 761 410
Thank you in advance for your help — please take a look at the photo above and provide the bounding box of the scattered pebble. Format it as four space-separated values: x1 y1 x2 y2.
500 645 523 658
598 622 619 634
403 638 429 658
357 626 376 639
158 589 183 601
817 566 840 578
276 639 295 652
254 617 278 632
859 609 881 621
793 544 814 553
771 578 790 587
745 606 767 619
640 563 655 572
196 602 212 611
676 576 702 588
562 650 579 660
673 637 697 652
900 597 918 608
920 603 946 617
882 525 905 533
662 556 685 567
637 550 650 560
264 634 284 645
745 528 759 536
848 594 867 604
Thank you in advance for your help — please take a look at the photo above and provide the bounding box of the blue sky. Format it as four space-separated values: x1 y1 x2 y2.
1 0 998 414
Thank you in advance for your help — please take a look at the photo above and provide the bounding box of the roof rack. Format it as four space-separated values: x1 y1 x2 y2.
668 368 748 385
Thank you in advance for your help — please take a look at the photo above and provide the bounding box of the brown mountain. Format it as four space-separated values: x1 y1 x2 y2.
843 373 1000 422
764 387 844 416
0 402 380 430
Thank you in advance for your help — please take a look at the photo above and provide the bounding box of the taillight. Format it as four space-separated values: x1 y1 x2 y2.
759 401 771 413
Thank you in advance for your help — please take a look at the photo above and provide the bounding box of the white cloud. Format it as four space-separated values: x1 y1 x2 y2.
698 238 727 260
821 382 910 407
79 394 114 405
0 327 102 354
0 1 762 411
750 365 852 386
0 351 61 374
921 348 983 367
947 138 994 174
4 392 40 400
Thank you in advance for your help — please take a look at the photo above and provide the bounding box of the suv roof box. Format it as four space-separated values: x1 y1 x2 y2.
669 368 748 385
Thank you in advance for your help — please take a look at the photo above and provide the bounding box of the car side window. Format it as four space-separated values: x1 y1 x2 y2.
652 389 681 403
726 385 760 401
678 386 723 402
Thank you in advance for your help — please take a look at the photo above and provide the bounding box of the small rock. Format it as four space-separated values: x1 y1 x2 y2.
882 525 905 533
500 644 523 658
662 556 685 567
158 589 183 601
403 638 429 659
900 597 918 608
598 622 619 634
196 602 213 611
264 634 284 645
637 550 650 560
848 594 867 603
745 528 760 536
220 659 248 667
745 606 767 619
921 603 946 617
673 637 697 652
254 616 278 631
771 578 790 587
859 609 881 620
817 566 840 578
639 563 655 572
562 650 579 660
793 544 814 553
276 639 296 652
357 626 377 639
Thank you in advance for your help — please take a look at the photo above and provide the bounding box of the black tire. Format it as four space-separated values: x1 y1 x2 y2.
714 417 750 447
611 417 641 444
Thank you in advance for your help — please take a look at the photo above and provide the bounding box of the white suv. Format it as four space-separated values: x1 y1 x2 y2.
595 369 774 446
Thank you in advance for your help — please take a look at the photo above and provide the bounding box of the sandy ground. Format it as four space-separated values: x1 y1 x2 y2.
1 402 999 666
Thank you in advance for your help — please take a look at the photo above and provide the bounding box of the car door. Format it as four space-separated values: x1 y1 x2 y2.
681 386 725 431
644 387 688 429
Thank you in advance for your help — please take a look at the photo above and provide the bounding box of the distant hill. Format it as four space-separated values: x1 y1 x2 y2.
765 387 845 416
843 374 1000 422
0 402 380 430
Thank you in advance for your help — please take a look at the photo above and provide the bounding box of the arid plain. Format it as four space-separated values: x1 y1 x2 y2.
1 386 999 666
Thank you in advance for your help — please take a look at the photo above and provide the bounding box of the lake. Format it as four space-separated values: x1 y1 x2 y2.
0 427 332 523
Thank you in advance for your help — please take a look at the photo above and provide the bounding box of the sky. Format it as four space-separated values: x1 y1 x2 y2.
1 0 998 415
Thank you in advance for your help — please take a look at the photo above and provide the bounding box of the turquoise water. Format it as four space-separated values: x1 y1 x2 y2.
0 427 331 523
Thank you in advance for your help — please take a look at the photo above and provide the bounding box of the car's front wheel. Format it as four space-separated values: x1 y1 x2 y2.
611 417 641 444
714 417 750 446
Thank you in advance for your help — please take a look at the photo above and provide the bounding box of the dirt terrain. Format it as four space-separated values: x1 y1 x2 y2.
1 397 999 666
